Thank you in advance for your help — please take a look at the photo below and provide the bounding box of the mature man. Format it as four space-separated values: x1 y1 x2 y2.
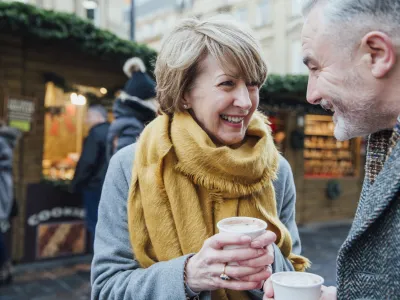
71 105 110 250
266 0 400 299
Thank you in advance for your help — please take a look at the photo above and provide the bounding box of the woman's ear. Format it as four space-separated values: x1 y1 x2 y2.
182 92 191 110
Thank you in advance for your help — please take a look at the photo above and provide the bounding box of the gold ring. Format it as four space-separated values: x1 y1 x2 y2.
220 264 230 281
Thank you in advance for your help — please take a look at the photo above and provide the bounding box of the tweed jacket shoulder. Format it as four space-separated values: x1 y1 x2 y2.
337 124 400 300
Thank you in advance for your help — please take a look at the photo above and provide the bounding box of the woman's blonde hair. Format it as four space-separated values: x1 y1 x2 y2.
155 16 268 115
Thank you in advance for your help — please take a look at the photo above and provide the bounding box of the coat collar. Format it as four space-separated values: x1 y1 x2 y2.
342 117 400 248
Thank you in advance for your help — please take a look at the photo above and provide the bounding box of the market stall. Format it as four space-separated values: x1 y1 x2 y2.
0 2 156 262
261 91 364 225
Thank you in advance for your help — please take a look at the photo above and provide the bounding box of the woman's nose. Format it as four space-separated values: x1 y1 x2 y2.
234 84 253 111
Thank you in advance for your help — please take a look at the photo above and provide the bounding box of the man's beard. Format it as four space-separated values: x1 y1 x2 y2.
319 98 372 140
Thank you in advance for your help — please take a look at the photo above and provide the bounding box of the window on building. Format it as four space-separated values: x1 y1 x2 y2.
255 0 270 27
167 16 176 29
154 19 163 36
217 5 231 14
292 0 302 16
291 40 308 74
83 1 100 26
135 0 151 5
235 7 248 23
176 0 193 10
142 23 152 40
123 8 131 23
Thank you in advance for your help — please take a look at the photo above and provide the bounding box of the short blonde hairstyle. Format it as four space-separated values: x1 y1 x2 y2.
155 16 268 115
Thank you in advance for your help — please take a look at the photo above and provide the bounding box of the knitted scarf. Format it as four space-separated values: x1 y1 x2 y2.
128 112 310 300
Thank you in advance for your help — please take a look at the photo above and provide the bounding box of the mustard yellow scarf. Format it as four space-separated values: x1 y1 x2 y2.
128 112 310 300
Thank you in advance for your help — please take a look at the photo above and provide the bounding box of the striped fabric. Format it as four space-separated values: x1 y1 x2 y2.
337 117 400 300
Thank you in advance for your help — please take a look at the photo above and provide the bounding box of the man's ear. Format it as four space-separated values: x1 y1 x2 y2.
360 31 396 78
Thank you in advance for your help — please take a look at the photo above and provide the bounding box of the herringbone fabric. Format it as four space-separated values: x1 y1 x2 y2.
337 118 400 300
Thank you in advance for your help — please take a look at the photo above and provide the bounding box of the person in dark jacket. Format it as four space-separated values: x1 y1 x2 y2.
107 57 157 160
0 120 20 286
71 105 110 249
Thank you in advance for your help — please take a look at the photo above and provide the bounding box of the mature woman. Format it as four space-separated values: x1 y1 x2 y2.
91 16 309 300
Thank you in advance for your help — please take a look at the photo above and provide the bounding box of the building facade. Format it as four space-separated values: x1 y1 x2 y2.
6 0 308 75
135 0 308 75
4 0 133 40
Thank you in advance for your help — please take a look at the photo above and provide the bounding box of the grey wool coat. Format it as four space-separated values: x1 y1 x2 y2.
0 126 20 220
91 144 303 300
337 124 400 300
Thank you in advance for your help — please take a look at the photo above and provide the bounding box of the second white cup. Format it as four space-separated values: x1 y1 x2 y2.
271 271 324 300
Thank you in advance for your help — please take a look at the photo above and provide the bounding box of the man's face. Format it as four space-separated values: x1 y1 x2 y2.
301 7 382 141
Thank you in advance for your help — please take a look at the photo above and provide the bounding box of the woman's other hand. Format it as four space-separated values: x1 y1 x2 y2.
237 230 276 278
185 233 274 293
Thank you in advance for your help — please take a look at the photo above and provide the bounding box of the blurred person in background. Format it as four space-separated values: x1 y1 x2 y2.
106 57 157 161
0 119 20 286
70 105 110 250
91 16 309 300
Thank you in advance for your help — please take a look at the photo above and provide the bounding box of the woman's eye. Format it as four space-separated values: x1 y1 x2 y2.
219 81 235 87
247 82 259 87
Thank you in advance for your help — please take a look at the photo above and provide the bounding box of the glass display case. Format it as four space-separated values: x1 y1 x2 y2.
42 82 89 184
304 115 358 178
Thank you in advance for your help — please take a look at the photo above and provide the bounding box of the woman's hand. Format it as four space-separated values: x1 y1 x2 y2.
185 232 275 293
237 231 276 283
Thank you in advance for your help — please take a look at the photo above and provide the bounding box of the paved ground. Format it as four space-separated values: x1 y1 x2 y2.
299 222 351 286
0 256 92 300
0 222 351 299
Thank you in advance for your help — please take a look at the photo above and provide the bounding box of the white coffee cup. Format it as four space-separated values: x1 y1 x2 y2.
271 272 324 300
217 217 268 250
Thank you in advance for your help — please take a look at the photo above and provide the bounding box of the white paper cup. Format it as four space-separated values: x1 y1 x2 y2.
217 217 267 250
271 272 324 300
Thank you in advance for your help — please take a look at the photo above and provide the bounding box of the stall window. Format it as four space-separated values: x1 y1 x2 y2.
42 83 87 182
304 115 360 178
42 82 109 183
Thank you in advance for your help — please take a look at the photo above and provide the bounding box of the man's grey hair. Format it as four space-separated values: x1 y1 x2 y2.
88 104 108 120
301 0 400 51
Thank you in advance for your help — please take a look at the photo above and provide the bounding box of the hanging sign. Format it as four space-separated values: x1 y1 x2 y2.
6 97 36 132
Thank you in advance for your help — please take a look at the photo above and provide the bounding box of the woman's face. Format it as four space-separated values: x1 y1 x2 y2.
184 55 260 146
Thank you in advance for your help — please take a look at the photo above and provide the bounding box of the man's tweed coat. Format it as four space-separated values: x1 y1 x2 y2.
337 119 400 300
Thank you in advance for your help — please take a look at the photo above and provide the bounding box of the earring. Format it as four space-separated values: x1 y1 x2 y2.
183 104 189 109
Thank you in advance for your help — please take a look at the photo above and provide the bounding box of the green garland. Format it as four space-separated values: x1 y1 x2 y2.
0 2 157 71
262 74 308 95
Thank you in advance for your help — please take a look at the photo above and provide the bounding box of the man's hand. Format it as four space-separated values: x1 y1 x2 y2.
263 277 273 300
320 286 337 300
263 279 337 300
